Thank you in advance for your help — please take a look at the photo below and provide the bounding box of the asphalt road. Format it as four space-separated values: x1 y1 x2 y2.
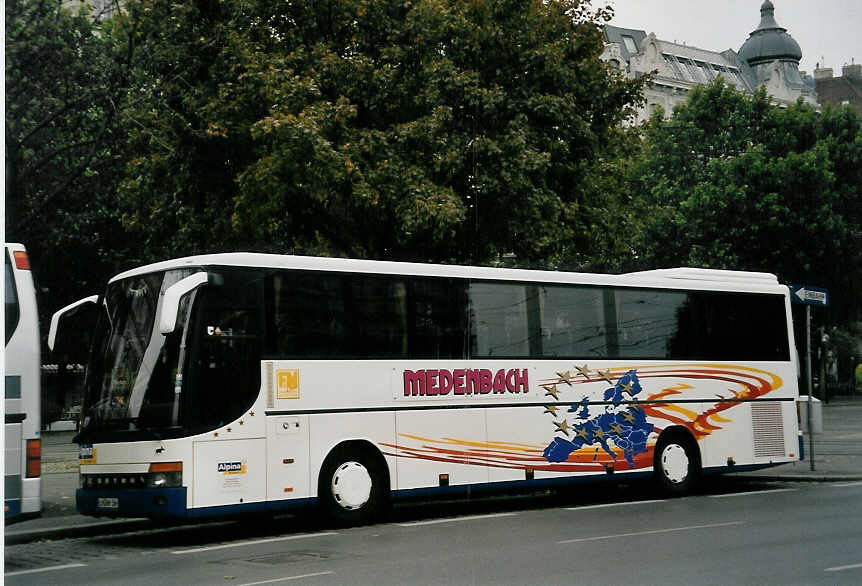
6 478 862 585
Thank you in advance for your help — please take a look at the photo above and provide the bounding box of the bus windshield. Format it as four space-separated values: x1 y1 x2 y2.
80 269 196 440
79 267 263 443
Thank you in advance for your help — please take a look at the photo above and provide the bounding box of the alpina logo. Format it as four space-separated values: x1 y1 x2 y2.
403 368 529 396
217 461 246 475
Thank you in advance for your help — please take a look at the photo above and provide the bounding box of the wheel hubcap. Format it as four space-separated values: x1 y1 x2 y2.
661 444 690 484
331 461 372 510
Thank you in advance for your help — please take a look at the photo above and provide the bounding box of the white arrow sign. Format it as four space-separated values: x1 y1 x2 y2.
792 286 828 306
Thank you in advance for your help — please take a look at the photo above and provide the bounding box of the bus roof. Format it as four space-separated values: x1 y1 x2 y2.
109 252 785 294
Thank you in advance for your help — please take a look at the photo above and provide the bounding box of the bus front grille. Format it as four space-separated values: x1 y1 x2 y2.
81 473 148 490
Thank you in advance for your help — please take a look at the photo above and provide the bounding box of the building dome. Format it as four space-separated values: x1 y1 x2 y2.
738 0 802 65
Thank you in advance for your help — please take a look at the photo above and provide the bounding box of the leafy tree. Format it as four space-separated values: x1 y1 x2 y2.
631 79 862 323
5 0 130 324
114 0 645 266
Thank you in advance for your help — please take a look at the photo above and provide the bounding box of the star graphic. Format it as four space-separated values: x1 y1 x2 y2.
593 427 607 440
556 371 574 386
597 369 614 384
621 381 634 395
554 419 571 436
609 422 624 435
621 411 636 424
576 427 590 440
543 384 560 400
544 404 559 416
575 364 591 378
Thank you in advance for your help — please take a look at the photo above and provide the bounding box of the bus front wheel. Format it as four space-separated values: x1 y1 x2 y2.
654 432 700 495
319 446 388 525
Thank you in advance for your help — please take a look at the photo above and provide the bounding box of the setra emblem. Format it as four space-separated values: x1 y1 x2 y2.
277 369 300 399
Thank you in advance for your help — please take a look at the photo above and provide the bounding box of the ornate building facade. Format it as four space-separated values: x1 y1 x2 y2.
603 0 818 124
815 63 862 113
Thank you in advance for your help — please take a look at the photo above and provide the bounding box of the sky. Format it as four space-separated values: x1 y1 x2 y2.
607 0 861 76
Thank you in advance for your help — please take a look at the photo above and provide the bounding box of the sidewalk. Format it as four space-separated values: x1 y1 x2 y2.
6 398 862 544
726 396 862 482
6 431 153 544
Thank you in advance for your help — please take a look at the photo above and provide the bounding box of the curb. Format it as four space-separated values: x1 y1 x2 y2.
728 474 862 483
5 518 153 546
42 461 79 473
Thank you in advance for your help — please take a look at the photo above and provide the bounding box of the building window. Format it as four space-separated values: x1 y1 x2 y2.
663 54 685 80
727 68 745 87
681 58 705 83
696 62 715 80
622 35 638 53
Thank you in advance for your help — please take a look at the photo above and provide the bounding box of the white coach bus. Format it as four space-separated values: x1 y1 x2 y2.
5 243 42 521
50 253 799 524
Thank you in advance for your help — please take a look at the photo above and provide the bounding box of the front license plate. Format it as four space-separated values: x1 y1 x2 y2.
97 497 119 510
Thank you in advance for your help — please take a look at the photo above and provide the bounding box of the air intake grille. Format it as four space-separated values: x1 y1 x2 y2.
752 401 786 458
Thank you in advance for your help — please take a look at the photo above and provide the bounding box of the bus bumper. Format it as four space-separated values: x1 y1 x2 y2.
77 487 187 519
5 499 22 520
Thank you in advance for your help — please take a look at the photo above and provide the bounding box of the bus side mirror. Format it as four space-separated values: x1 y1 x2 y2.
158 272 211 335
48 295 99 352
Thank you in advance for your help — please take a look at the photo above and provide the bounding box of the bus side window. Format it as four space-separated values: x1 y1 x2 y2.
538 285 607 359
409 277 468 360
188 273 262 431
469 282 531 358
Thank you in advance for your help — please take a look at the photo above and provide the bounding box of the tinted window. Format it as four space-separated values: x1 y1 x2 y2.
186 270 263 431
266 270 789 362
539 285 608 358
469 282 534 357
469 282 789 361
268 271 467 359
5 254 20 345
669 291 790 361
408 277 469 359
614 289 689 358
613 288 789 361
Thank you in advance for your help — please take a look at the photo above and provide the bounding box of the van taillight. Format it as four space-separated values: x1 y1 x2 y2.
13 250 30 270
26 439 41 478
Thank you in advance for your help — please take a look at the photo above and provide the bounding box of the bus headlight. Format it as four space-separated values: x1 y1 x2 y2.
147 462 182 488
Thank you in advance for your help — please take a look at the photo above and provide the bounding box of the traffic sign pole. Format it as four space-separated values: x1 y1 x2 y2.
792 284 828 471
806 305 814 471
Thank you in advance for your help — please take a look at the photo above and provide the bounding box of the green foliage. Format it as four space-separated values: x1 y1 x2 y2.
632 79 862 322
114 0 645 265
5 0 130 319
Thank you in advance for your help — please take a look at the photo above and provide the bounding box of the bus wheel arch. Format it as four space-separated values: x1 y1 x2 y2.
318 440 390 525
653 427 701 495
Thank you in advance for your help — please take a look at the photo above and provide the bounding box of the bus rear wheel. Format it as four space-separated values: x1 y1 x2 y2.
654 432 700 495
319 446 388 525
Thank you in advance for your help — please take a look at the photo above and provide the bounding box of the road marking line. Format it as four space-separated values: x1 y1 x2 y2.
172 532 337 554
557 520 744 544
831 481 862 488
708 488 796 498
566 499 667 511
397 512 517 527
825 562 862 572
5 563 87 576
238 571 335 585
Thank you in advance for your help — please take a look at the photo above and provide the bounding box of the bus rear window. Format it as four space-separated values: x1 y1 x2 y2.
5 253 20 345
